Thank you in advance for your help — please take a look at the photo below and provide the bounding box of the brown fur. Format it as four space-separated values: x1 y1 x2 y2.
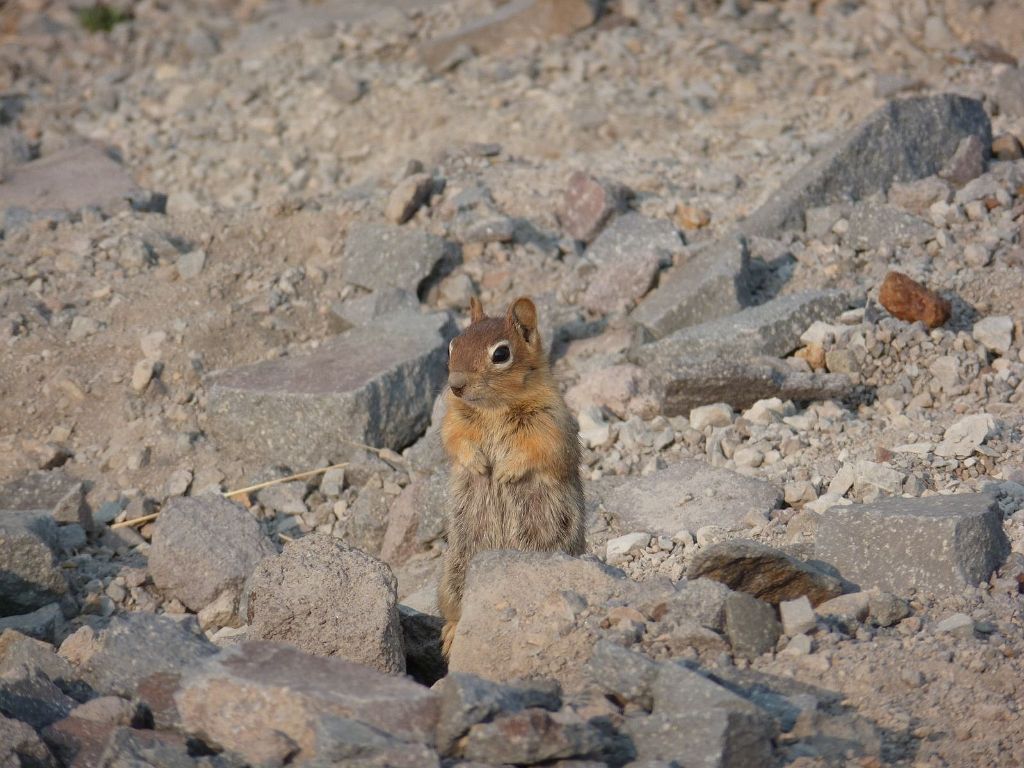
438 297 586 656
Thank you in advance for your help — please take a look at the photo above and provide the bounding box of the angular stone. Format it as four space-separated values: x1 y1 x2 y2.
938 134 987 188
815 592 870 628
380 471 448 565
148 494 275 613
935 414 994 458
435 672 561 755
0 630 82 699
595 460 782 538
779 596 816 636
688 539 842 606
176 642 439 764
0 510 67 617
0 143 156 216
386 173 434 224
330 287 420 329
0 603 64 643
337 484 391 556
605 532 651 566
448 551 630 691
342 222 456 297
95 728 226 768
888 177 953 215
631 235 752 339
419 0 598 73
0 667 75 730
0 712 56 768
878 271 950 328
843 203 934 250
462 708 606 764
636 290 852 364
41 716 118 768
815 494 1010 595
64 614 216 698
586 640 658 710
243 535 404 674
973 315 1014 355
559 171 627 242
206 312 453 468
994 67 1024 118
868 592 910 628
739 95 991 236
653 355 851 415
724 591 781 660
0 469 89 528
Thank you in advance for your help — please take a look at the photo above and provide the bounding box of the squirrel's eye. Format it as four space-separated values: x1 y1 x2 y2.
491 344 511 364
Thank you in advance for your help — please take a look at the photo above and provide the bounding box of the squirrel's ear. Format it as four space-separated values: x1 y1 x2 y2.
507 296 538 343
469 296 485 323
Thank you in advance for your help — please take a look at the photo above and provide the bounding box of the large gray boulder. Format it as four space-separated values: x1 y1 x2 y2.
175 642 439 766
243 535 405 674
595 460 783 537
0 510 68 617
815 493 1009 595
739 94 991 236
148 494 275 613
206 311 454 468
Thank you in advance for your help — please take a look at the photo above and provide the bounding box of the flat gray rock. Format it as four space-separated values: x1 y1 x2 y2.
630 235 753 339
815 493 1010 595
0 469 89 528
636 290 852 365
739 94 991 236
654 355 851 416
342 222 457 298
595 460 783 536
206 311 453 469
844 202 934 250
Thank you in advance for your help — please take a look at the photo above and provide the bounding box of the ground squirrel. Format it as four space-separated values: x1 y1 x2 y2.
438 296 586 655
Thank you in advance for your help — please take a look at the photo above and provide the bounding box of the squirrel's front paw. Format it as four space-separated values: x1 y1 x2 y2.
493 463 526 485
441 621 458 657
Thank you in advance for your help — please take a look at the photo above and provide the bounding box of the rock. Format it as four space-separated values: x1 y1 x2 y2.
653 355 851 415
724 591 781 660
738 94 991 236
0 603 64 643
935 612 975 637
243 535 404 674
888 177 953 214
973 315 1014 355
815 592 870 628
559 171 628 242
398 605 446 687
435 672 561 756
196 591 241 632
631 235 752 339
852 459 906 499
342 222 457 298
130 358 155 392
97 727 240 768
994 67 1024 118
0 712 56 768
625 659 776 765
843 203 934 249
331 287 421 329
688 540 843 606
148 494 274 613
419 0 599 74
868 592 910 627
595 460 782 538
0 143 158 216
63 613 216 698
637 291 852 364
448 551 629 690
381 472 448 565
586 640 658 710
605 532 651 565
935 414 995 458
938 135 987 187
176 642 439 765
0 469 89 528
815 493 1010 595
565 364 658 420
206 311 453 469
462 708 607 764
0 667 75 730
780 596 816 636
963 243 992 268
175 249 206 279
386 172 434 224
689 402 734 430
675 203 711 230
40 716 117 768
878 271 950 328
0 510 67 616
0 630 84 700
992 133 1024 161
577 406 612 449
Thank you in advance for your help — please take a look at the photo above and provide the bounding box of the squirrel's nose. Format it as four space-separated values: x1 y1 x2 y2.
449 371 468 398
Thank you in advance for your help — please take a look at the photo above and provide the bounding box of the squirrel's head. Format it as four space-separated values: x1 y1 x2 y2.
447 295 546 409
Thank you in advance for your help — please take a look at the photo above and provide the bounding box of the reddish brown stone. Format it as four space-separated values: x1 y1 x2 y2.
559 171 625 242
878 271 950 329
41 717 117 768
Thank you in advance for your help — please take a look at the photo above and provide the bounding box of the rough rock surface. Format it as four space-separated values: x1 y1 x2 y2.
0 510 68 616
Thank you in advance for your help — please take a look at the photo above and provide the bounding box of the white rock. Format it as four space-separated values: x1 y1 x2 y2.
131 359 156 393
827 463 856 497
605 532 651 565
733 447 764 468
578 406 612 449
853 460 905 497
689 402 733 430
928 356 960 390
742 398 787 425
891 442 935 456
973 316 1014 355
140 330 167 360
934 613 974 635
805 493 852 514
177 249 207 279
780 596 816 636
781 633 812 656
963 243 991 267
935 413 994 458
